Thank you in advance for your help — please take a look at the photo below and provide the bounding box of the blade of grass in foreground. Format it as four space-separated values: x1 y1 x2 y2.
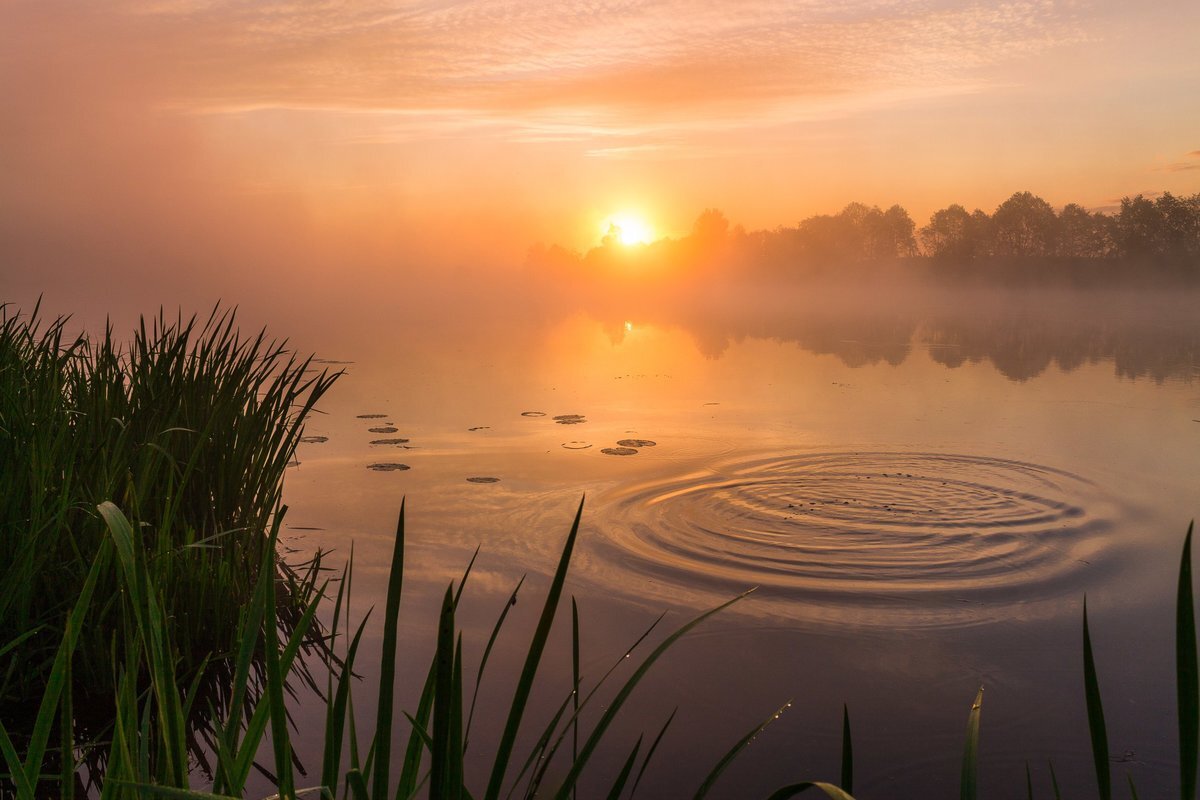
571 596 581 800
1178 522 1197 800
1083 597 1112 800
840 704 853 795
464 576 526 754
550 588 754 800
430 585 457 800
484 497 584 800
630 708 677 798
694 700 792 799
961 686 983 800
765 782 857 800
604 736 642 800
373 501 407 800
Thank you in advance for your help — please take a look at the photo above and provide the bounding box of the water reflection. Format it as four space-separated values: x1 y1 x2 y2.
563 287 1199 382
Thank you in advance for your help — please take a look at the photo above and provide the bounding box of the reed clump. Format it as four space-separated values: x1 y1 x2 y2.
0 303 338 748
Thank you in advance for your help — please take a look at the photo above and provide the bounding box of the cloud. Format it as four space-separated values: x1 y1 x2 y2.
1160 151 1200 172
4 1 1094 137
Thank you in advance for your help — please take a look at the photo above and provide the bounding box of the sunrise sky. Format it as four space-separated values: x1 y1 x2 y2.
2 0 1198 308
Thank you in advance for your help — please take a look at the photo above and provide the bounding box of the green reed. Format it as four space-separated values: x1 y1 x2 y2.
0 302 338 757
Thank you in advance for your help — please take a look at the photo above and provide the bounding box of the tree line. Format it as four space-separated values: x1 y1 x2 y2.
736 190 1200 271
530 190 1200 285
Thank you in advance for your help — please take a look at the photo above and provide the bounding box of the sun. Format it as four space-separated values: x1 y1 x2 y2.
601 212 654 246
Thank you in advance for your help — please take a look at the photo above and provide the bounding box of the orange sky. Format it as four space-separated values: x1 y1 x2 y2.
2 0 1198 307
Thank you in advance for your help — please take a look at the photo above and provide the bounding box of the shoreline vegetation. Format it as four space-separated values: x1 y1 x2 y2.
527 190 1200 288
0 304 338 786
1 304 1198 798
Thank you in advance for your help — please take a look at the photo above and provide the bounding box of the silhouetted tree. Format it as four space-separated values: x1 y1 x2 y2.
991 191 1057 257
1154 192 1200 264
920 204 989 261
691 208 731 244
1056 203 1115 258
1116 194 1163 260
882 204 919 257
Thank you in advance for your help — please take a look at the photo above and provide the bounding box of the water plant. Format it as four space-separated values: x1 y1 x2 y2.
0 303 338 758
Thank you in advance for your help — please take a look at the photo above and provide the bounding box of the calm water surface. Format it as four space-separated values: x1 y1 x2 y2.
278 286 1199 797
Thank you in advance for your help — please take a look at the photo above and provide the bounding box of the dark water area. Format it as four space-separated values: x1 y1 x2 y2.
245 280 1200 798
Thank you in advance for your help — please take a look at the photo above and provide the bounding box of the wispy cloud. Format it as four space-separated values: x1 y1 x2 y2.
1162 151 1200 172
12 0 1093 145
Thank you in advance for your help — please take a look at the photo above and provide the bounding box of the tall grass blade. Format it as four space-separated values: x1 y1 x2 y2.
60 614 74 800
1178 521 1197 800
695 700 791 799
372 501 406 800
840 704 852 795
572 596 581 800
604 736 642 800
399 547 496 797
514 689 576 799
321 614 369 792
12 531 110 794
960 686 983 800
0 725 36 799
398 663 436 798
431 584 457 800
485 497 584 800
1025 762 1033 800
533 611 668 789
521 611 668 797
1083 597 1112 800
764 782 857 800
450 634 466 800
1048 759 1061 800
262 530 295 800
630 708 676 799
551 588 753 800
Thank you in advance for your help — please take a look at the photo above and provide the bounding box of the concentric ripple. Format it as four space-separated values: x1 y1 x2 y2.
594 451 1115 625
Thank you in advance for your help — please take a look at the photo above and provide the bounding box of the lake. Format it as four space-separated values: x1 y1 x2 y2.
273 281 1199 798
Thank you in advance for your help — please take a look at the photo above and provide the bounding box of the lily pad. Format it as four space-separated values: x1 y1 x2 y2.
299 435 329 444
521 411 546 417
367 463 410 472
370 438 410 445
601 447 638 456
561 442 592 450
466 476 500 484
368 426 399 433
616 439 656 448
468 426 490 431
357 414 388 419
